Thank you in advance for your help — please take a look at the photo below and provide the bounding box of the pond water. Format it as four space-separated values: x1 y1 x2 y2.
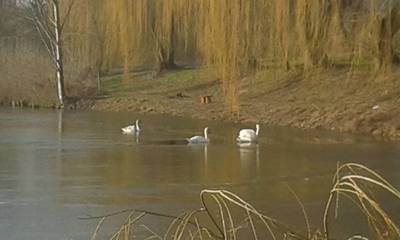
0 108 399 239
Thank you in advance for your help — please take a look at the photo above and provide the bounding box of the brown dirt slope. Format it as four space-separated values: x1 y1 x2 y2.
92 68 400 140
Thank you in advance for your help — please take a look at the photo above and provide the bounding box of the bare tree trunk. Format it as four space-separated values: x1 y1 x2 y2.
97 70 101 92
27 0 70 107
166 17 176 68
155 13 177 73
53 0 65 107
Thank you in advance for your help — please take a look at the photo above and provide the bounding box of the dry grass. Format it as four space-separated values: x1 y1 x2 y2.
0 38 55 106
89 163 399 240
2 1 400 110
323 163 400 240
0 37 98 107
65 0 400 111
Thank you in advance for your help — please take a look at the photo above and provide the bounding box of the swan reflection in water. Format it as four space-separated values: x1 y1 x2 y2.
237 142 260 179
187 141 209 180
134 131 140 144
187 142 208 162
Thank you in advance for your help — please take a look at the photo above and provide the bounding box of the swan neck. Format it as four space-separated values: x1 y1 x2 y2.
256 125 260 136
204 128 208 139
136 120 140 130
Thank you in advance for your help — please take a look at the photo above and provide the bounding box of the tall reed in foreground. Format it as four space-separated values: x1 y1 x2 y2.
323 163 400 240
89 163 399 240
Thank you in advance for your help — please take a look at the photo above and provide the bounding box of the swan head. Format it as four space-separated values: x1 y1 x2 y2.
255 124 260 135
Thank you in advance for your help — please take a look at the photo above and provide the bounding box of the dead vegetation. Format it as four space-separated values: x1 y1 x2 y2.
0 36 98 107
86 163 399 240
0 1 97 107
1 1 400 111
67 0 400 111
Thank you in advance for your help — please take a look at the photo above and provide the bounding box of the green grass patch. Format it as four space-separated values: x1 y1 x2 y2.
100 67 216 97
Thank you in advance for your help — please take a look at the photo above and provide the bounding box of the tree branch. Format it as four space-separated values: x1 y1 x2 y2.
33 22 57 66
60 0 75 32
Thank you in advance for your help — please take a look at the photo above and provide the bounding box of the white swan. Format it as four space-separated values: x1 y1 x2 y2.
237 124 260 142
121 120 140 134
187 127 209 144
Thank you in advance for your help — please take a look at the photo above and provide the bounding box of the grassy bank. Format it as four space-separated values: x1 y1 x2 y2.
92 67 400 140
2 1 400 140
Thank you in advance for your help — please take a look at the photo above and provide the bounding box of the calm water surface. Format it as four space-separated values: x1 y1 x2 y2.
0 108 399 239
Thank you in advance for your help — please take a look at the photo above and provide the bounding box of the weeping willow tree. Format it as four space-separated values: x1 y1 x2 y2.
197 0 400 109
363 0 400 72
62 0 105 72
195 0 339 111
62 0 400 111
197 1 242 112
295 0 333 68
70 0 201 74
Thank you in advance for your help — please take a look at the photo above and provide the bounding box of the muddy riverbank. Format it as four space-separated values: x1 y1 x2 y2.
90 68 400 140
3 68 400 140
